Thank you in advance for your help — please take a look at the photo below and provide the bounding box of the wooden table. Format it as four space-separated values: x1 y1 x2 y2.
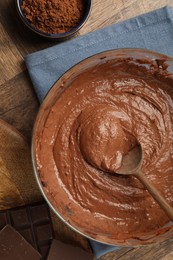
1 0 173 259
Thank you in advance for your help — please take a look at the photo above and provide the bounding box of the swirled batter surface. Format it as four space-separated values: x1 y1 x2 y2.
35 59 173 243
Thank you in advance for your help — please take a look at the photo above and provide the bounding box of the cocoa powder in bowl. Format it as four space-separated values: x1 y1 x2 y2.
21 0 85 34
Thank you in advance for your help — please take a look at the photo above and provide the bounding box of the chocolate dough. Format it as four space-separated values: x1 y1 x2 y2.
35 58 173 243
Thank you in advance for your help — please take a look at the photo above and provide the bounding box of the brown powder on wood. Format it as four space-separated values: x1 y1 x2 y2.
21 0 84 34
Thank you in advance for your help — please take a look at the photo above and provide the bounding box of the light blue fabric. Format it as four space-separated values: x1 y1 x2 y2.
25 6 173 259
26 6 173 102
89 240 120 259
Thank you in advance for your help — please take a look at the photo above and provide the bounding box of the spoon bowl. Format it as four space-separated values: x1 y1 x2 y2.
116 145 142 174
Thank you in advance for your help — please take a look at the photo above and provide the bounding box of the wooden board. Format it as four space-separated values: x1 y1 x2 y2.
0 119 42 208
0 156 23 210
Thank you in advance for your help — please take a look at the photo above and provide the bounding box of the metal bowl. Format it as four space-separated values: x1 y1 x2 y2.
16 0 92 40
32 48 173 246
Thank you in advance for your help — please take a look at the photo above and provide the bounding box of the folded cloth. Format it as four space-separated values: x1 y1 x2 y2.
25 6 173 259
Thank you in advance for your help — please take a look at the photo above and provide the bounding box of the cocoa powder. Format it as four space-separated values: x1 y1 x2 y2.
21 0 84 34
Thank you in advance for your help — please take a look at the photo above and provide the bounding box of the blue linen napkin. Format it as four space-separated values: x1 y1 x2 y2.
25 6 173 259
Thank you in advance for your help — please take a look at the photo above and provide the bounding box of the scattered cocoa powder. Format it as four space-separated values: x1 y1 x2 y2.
21 0 84 34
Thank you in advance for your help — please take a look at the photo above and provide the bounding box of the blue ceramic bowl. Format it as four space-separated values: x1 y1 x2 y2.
16 0 92 40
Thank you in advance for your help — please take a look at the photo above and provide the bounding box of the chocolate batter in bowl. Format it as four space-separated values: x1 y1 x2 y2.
32 49 173 246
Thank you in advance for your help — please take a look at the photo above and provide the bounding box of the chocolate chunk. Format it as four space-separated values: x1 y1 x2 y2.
0 225 41 260
47 239 94 260
0 201 54 259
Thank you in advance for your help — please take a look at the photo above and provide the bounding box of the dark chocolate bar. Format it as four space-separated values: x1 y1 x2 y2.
0 201 54 260
0 225 41 260
47 239 94 260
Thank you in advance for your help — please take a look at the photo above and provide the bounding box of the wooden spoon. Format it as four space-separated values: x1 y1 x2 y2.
116 145 173 221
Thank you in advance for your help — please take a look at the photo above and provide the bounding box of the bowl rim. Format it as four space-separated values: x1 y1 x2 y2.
32 48 173 246
16 0 92 39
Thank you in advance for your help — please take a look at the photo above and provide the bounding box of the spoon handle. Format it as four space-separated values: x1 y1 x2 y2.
136 171 173 221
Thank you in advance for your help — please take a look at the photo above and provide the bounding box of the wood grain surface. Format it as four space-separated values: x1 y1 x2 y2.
1 0 173 259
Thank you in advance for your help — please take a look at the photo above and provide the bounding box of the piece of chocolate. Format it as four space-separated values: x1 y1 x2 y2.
47 239 94 260
0 225 41 260
0 201 54 259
